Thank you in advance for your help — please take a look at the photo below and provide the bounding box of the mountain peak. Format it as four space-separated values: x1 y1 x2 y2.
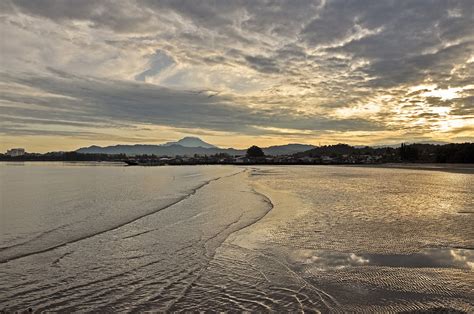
163 137 217 149
179 136 204 142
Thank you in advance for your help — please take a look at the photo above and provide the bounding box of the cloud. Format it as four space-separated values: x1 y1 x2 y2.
1 0 473 149
0 70 381 137
135 50 175 81
244 55 280 74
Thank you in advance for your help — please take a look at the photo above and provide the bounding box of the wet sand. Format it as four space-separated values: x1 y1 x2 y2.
360 162 474 174
0 163 473 311
190 166 473 312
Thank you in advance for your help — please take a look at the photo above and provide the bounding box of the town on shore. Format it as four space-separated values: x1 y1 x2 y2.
2 142 473 165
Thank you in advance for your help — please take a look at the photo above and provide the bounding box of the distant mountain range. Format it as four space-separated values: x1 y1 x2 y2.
76 137 316 156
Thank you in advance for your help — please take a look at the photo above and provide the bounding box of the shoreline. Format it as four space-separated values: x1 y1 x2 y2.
2 160 473 166
349 162 474 174
2 161 474 174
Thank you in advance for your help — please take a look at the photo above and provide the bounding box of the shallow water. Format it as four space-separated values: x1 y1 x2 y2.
0 163 473 312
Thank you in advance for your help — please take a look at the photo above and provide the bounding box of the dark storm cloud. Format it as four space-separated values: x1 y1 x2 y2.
244 55 280 74
8 0 159 33
0 71 381 136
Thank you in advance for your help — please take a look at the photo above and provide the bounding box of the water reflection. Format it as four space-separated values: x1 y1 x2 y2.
290 248 473 271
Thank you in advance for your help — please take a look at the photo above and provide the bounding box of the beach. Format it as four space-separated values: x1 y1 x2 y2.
0 163 473 311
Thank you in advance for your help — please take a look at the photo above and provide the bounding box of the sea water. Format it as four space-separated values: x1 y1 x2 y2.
0 163 472 311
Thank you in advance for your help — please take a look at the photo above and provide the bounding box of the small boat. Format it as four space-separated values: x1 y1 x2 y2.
124 160 139 166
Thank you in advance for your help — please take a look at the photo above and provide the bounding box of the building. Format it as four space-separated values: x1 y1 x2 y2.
235 156 250 164
6 148 25 157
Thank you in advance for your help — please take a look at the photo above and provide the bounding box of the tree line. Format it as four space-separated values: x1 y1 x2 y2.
400 143 474 163
1 143 473 163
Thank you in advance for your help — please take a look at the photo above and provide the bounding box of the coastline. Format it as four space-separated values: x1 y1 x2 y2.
348 162 474 174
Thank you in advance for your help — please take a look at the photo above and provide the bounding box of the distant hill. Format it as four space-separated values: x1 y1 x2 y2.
295 143 396 156
76 137 315 156
76 144 242 156
263 144 315 156
294 142 474 163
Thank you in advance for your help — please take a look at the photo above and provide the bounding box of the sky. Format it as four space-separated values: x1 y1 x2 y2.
1 0 473 152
